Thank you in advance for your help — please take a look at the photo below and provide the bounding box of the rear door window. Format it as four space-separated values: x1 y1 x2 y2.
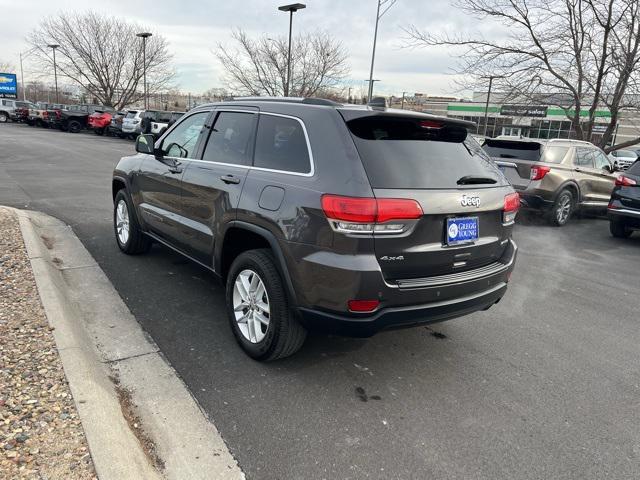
347 115 504 189
627 161 640 175
575 148 595 167
201 111 256 166
253 114 311 174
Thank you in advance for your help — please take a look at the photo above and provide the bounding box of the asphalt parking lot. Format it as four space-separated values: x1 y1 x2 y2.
1 123 639 480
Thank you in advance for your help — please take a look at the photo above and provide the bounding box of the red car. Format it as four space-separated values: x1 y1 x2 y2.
88 110 113 135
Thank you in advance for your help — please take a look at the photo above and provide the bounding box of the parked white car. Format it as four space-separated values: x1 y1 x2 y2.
121 110 159 137
609 149 638 170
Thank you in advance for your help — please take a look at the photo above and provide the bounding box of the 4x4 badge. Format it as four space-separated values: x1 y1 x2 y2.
461 195 481 207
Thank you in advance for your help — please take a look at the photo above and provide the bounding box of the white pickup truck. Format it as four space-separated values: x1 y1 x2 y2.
150 111 184 138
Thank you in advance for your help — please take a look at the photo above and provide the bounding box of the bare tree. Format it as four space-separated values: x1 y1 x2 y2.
216 29 349 97
403 0 640 151
0 61 14 72
28 11 174 109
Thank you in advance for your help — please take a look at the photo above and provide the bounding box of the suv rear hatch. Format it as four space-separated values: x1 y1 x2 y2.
482 139 570 191
339 111 516 281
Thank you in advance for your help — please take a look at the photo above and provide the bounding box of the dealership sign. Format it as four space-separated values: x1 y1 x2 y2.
0 73 17 99
500 105 548 117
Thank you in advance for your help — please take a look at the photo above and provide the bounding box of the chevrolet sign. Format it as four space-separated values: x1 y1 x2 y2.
0 73 18 99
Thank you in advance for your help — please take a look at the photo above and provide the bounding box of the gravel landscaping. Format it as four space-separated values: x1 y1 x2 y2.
0 207 96 479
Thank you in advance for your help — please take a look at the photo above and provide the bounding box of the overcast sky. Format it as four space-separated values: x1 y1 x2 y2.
0 0 500 98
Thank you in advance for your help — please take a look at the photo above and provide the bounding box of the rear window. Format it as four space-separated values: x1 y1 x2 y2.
347 116 504 189
482 140 542 161
125 111 138 118
627 161 640 175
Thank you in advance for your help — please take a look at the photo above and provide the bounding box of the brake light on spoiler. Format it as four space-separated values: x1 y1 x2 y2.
321 195 423 234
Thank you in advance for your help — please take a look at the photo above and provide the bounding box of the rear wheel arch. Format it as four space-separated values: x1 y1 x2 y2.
555 181 580 203
219 222 298 305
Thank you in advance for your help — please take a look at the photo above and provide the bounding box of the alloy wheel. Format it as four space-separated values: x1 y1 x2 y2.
232 269 270 343
556 195 571 224
115 199 130 245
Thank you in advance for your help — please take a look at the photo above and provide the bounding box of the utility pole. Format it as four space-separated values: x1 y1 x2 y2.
367 0 396 102
401 91 407 109
47 44 60 103
348 87 352 104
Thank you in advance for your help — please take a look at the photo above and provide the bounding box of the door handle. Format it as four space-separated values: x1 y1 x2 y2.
220 175 241 185
574 167 583 172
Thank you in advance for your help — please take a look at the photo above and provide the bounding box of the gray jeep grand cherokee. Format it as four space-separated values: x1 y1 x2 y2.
112 98 519 360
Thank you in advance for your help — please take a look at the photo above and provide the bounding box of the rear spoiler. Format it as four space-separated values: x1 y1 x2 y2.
337 107 476 131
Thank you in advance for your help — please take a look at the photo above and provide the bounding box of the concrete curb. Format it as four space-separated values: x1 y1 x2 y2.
8 207 244 480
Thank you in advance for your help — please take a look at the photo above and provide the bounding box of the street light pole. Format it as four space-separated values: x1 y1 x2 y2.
482 75 502 137
278 3 306 97
365 79 380 100
47 44 60 103
19 52 26 101
401 91 407 109
136 32 153 110
367 0 396 102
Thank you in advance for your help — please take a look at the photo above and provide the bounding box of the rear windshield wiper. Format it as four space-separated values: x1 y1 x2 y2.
457 175 498 185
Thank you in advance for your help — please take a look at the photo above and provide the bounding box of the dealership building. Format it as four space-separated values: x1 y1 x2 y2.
392 92 640 148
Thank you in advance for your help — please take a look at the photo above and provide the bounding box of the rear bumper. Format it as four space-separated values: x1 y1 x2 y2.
293 239 517 337
518 193 554 211
298 282 507 337
608 207 640 227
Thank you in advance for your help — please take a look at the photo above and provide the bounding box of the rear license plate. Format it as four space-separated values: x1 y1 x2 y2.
446 217 479 245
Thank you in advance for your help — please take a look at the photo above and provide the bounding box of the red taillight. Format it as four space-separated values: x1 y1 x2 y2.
503 192 520 224
321 195 423 223
615 175 637 186
348 299 380 313
530 165 550 181
504 192 520 212
321 196 377 223
376 198 423 222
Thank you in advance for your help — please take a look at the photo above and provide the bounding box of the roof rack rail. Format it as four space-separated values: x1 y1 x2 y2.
548 138 592 145
229 96 342 106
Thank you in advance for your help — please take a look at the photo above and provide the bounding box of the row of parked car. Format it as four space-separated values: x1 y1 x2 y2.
3 98 184 139
478 136 640 238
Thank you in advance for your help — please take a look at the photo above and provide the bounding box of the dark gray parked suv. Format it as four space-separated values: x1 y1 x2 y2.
112 98 519 360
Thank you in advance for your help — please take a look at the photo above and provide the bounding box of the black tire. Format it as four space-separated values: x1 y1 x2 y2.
94 127 104 136
0 111 8 123
68 120 82 133
609 219 632 238
549 189 574 226
226 249 306 361
113 190 151 254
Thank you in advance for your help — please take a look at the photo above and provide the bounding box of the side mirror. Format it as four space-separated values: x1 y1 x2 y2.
135 134 156 155
603 164 613 173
